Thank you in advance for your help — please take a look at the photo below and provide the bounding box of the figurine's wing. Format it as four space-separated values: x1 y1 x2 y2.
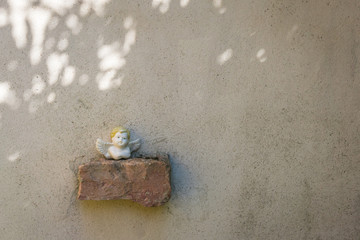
129 139 141 152
96 138 113 156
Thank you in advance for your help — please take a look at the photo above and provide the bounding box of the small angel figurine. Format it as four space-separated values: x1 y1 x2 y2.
96 126 141 160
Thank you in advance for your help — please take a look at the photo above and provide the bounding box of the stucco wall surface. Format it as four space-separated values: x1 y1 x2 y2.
0 0 360 239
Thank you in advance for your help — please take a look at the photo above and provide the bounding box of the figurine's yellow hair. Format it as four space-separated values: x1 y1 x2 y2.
110 126 130 139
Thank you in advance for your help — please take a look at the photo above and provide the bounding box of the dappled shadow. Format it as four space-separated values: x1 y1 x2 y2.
0 0 136 116
0 0 236 121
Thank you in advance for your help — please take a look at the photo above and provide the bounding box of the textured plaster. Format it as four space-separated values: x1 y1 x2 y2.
0 0 360 239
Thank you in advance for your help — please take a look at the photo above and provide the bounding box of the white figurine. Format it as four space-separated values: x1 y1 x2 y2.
96 126 141 160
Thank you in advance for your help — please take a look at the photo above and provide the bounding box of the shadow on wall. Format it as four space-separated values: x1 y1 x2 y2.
0 0 242 164
0 0 136 114
0 0 235 114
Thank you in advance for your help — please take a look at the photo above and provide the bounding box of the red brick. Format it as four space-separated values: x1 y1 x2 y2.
78 155 171 207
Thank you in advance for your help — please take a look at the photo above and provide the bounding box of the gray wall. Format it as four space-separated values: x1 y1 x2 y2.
0 0 359 239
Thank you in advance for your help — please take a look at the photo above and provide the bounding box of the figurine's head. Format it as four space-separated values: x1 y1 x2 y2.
110 126 130 147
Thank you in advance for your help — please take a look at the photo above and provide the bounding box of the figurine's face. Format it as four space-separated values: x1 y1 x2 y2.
112 131 129 147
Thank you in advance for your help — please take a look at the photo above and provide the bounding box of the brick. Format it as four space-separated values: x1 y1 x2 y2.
77 155 171 207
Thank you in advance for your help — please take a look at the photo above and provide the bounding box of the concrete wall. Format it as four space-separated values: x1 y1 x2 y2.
0 0 359 239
